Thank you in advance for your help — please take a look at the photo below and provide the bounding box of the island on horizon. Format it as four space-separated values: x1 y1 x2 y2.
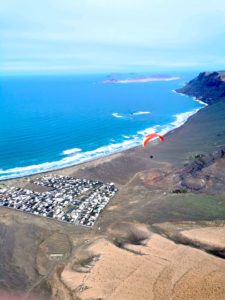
102 73 180 84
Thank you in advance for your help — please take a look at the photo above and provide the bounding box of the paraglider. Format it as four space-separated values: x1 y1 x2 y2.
143 133 165 147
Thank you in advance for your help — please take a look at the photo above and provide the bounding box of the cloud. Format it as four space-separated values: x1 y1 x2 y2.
1 0 225 73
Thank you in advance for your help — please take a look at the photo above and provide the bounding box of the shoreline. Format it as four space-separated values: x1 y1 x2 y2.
0 97 206 183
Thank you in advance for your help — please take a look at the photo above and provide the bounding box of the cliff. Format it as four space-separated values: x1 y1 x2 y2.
176 71 225 105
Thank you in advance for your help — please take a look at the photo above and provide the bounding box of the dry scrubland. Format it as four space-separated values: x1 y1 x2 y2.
62 224 225 300
1 100 225 299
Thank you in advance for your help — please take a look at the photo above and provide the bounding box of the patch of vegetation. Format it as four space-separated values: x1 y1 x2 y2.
190 153 206 160
79 255 99 267
72 253 100 272
208 249 225 259
195 154 206 159
145 193 225 224
112 236 145 255
113 237 127 248
77 284 88 292
181 195 225 218
112 227 149 248
172 189 187 194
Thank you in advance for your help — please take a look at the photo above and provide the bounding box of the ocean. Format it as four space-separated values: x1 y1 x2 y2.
0 72 205 180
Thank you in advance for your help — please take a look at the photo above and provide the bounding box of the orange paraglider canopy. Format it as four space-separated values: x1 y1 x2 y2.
143 133 165 147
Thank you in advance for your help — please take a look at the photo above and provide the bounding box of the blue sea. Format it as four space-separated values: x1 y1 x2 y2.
0 72 205 180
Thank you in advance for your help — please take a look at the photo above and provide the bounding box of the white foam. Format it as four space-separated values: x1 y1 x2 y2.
122 135 130 139
174 90 208 106
112 112 123 118
113 111 151 119
132 111 151 115
139 109 200 139
192 97 208 106
62 148 81 155
172 89 187 97
171 109 200 128
0 108 204 181
0 139 138 180
137 127 156 136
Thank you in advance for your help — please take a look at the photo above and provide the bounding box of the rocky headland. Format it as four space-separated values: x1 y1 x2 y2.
176 71 225 104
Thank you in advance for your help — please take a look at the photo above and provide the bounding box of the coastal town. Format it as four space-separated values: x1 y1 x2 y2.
0 175 118 227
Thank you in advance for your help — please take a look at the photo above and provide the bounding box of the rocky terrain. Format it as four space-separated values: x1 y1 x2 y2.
176 71 225 104
141 147 225 194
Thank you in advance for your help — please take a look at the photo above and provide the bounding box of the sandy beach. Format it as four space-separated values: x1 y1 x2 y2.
4 96 223 186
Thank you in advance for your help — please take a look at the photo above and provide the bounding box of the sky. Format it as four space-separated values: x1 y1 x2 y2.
1 0 225 74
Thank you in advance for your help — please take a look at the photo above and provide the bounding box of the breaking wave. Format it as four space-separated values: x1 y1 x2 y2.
132 111 151 115
192 97 208 106
122 135 130 139
171 109 200 128
0 107 203 181
172 90 208 107
112 112 123 118
62 148 82 155
112 111 151 119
